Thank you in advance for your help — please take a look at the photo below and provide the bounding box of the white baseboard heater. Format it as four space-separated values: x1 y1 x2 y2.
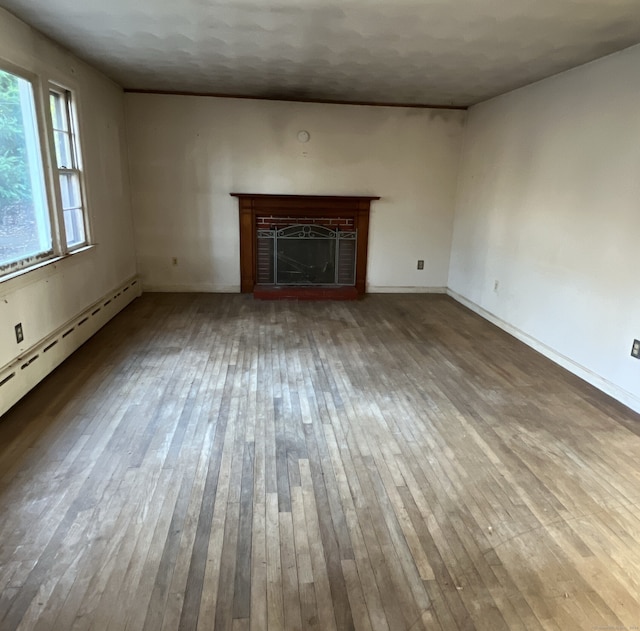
0 276 141 418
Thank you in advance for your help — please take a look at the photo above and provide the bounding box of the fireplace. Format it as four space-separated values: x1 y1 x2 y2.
232 194 379 299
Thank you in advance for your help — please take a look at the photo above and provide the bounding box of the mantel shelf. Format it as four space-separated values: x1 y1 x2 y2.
231 193 380 201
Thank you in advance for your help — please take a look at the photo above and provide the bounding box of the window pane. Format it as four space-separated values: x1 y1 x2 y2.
0 69 52 270
59 172 81 210
49 92 67 131
54 131 72 168
63 207 85 247
50 87 87 250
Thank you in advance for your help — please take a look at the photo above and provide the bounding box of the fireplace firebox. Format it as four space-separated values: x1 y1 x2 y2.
232 194 379 299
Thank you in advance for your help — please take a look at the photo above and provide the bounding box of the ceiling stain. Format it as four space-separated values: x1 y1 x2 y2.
2 0 640 106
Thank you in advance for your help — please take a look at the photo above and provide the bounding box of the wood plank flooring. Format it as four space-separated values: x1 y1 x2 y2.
1 293 640 630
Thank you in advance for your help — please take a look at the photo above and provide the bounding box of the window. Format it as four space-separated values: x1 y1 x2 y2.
50 87 86 248
0 69 52 273
0 65 90 280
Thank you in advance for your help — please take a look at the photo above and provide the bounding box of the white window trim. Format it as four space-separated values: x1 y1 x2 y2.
0 59 93 283
48 84 91 252
0 244 96 293
0 62 58 278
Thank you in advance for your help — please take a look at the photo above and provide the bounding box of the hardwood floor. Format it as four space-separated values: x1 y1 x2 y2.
1 293 639 631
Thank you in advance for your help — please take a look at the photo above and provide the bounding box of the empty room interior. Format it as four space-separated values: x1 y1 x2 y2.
1 1 640 629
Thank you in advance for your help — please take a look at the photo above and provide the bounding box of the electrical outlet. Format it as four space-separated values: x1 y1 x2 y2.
15 323 24 344
417 260 424 270
631 339 640 359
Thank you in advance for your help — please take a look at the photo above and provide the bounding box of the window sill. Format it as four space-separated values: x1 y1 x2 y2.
0 245 97 295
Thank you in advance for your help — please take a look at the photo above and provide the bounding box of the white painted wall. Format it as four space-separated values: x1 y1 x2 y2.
0 9 137 372
449 44 640 412
125 94 465 292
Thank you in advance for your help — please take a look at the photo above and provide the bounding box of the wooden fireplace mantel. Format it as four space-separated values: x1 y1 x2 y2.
232 193 379 296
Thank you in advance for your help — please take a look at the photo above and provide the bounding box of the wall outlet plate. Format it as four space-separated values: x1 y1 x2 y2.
15 323 24 344
417 260 424 270
632 339 640 358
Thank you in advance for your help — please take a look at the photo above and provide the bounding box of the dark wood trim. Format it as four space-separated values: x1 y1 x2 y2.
124 89 468 111
231 194 381 201
233 193 378 296
355 200 371 296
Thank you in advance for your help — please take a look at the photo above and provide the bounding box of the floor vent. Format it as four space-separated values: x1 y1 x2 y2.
21 355 39 370
0 372 15 387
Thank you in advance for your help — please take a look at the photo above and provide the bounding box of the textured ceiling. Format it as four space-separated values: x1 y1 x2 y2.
3 0 640 106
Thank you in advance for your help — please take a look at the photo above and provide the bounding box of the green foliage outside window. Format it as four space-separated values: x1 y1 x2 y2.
0 69 30 209
0 68 49 268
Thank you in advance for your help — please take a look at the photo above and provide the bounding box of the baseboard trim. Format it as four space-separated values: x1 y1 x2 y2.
447 289 640 415
367 286 447 294
142 283 447 295
0 276 141 418
142 283 240 293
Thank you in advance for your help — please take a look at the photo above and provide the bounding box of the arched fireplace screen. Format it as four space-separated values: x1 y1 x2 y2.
257 224 357 286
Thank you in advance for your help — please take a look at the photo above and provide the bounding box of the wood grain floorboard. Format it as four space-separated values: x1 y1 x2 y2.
1 293 640 630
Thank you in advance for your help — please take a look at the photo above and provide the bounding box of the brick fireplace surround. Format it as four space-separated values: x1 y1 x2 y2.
232 194 379 299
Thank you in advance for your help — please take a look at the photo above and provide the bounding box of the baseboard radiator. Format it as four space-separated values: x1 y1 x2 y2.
0 276 141 418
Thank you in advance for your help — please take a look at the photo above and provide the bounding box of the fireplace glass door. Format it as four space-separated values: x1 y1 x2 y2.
257 225 357 286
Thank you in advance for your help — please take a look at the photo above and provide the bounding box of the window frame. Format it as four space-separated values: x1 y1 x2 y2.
48 84 90 252
0 58 93 283
0 62 57 277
